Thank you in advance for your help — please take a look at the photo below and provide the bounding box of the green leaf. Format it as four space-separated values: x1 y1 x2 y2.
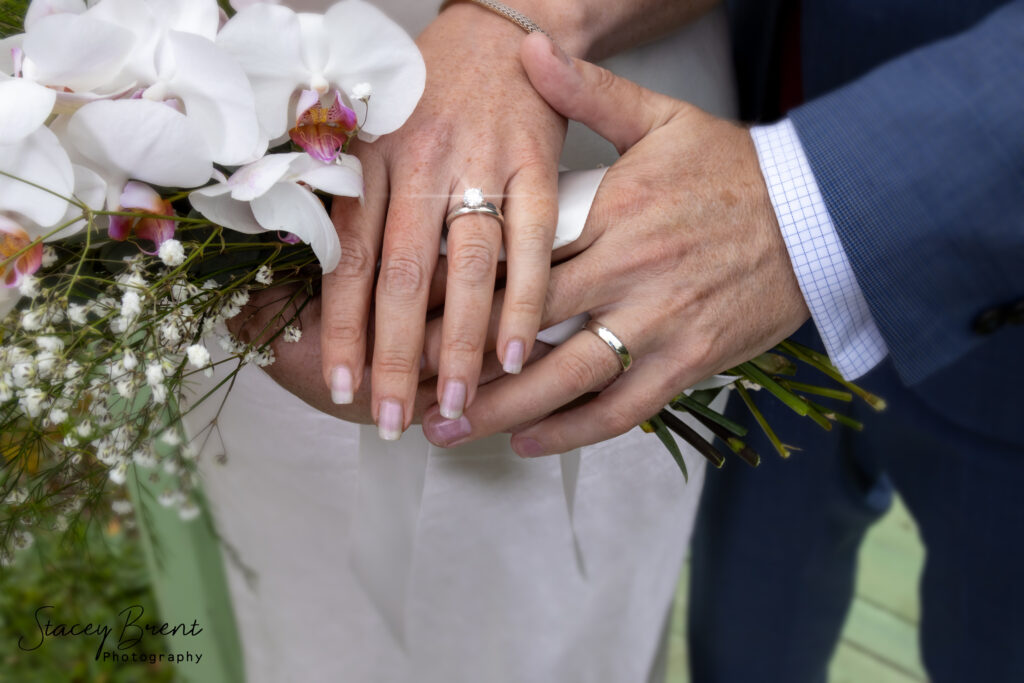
648 414 687 482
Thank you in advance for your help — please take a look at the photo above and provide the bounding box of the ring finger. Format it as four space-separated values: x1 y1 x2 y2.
437 187 505 419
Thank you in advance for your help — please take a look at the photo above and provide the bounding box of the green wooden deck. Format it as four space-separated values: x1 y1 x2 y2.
667 497 926 682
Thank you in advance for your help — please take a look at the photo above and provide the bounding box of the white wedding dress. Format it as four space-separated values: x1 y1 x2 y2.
185 4 736 682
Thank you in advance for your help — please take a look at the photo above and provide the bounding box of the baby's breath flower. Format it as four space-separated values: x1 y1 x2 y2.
351 82 373 101
18 276 40 299
283 325 302 343
120 291 142 321
108 462 129 486
178 500 201 521
122 349 139 371
132 448 158 469
36 336 63 353
160 429 182 447
20 309 44 331
157 489 180 508
255 265 274 285
11 530 34 551
145 362 164 387
41 246 58 268
19 388 47 418
67 303 88 325
45 407 69 427
111 500 134 515
186 344 211 373
158 239 186 267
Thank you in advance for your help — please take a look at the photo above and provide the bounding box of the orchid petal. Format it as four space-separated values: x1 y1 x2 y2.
119 179 166 212
156 30 264 165
0 35 25 76
0 78 55 144
22 13 135 92
144 0 220 41
291 154 363 198
251 182 340 272
322 0 425 136
84 0 164 88
225 152 302 201
189 185 266 235
46 163 106 241
0 126 75 227
229 0 280 10
24 0 87 30
217 3 309 139
65 99 213 190
0 217 43 287
296 12 330 79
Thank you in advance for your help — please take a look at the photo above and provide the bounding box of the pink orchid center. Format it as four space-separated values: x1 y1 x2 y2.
288 89 358 164
109 181 177 254
0 220 43 288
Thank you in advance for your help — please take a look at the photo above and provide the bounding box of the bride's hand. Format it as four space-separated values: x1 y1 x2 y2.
228 277 552 425
319 4 570 441
419 34 810 454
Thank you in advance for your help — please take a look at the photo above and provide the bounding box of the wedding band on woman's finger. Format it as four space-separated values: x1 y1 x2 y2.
445 188 504 232
582 320 633 372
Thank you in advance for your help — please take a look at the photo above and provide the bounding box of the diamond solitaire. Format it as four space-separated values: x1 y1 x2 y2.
463 188 485 208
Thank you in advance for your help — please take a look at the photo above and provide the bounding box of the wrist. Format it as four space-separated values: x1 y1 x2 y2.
438 0 594 58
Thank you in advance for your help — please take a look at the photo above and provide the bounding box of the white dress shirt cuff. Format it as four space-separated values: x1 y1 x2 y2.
751 118 888 381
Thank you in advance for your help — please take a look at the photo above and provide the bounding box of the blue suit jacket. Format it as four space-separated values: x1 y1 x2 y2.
728 0 1024 444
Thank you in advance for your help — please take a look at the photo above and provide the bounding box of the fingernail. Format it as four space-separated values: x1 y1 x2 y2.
502 339 525 374
440 380 466 420
512 436 545 458
378 399 403 441
331 365 353 405
423 412 473 446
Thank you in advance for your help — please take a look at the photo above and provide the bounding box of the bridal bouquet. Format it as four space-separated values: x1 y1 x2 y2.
0 0 425 563
0 0 883 564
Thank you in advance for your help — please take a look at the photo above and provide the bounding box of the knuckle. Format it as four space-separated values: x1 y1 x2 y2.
555 348 602 393
374 351 418 377
509 222 553 254
443 333 482 358
601 403 638 436
333 239 375 280
323 320 363 348
506 295 543 319
449 240 496 283
380 250 429 297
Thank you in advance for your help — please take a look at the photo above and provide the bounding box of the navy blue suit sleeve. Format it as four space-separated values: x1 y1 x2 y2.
789 1 1024 385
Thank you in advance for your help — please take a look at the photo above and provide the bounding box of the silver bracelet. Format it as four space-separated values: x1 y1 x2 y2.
439 0 552 40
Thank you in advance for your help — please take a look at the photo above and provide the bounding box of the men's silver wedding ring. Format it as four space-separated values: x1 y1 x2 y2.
583 320 633 372
445 188 504 232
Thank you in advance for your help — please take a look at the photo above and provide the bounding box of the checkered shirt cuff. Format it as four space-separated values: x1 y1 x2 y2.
751 118 888 380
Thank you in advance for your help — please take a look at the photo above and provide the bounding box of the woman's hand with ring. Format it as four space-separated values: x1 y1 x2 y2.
320 3 572 441
420 33 811 455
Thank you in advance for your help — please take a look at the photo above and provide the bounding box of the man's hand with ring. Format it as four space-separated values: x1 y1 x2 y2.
419 33 811 455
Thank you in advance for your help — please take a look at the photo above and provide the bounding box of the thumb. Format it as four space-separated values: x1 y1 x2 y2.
521 33 680 153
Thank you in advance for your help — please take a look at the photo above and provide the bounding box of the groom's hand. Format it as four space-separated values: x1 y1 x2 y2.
319 4 570 440
420 33 810 455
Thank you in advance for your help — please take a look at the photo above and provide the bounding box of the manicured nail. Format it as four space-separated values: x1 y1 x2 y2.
502 339 525 374
331 365 353 405
512 436 545 458
378 399 403 441
423 412 473 446
440 380 466 420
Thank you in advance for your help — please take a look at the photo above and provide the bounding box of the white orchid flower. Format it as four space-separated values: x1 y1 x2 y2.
0 125 75 229
19 0 264 168
190 152 363 273
217 0 425 147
